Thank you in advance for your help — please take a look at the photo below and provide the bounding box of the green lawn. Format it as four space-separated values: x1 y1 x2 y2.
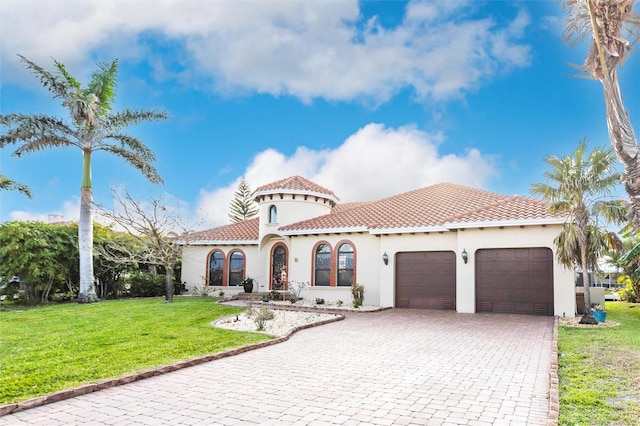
558 302 640 425
0 297 271 405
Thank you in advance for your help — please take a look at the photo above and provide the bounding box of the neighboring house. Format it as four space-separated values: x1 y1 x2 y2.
179 176 576 316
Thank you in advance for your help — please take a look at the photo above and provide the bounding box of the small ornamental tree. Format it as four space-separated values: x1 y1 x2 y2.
96 189 196 302
228 178 258 223
531 141 626 324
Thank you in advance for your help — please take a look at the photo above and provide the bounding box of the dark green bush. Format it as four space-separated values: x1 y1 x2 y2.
127 273 165 298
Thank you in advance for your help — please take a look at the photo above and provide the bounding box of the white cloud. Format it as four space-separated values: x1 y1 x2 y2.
10 198 80 223
1 0 531 103
195 123 497 227
8 124 497 229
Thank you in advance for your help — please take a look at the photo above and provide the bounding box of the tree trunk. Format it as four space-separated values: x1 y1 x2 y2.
600 74 640 231
165 267 174 303
579 243 597 324
77 152 98 303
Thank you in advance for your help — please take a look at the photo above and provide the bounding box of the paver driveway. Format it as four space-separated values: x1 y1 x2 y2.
0 309 554 425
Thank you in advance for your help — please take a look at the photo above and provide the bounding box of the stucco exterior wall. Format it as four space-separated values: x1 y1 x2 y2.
286 233 382 306
181 223 574 316
180 245 259 293
258 195 332 240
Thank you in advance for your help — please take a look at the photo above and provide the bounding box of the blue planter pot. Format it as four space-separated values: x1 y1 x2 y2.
593 311 607 323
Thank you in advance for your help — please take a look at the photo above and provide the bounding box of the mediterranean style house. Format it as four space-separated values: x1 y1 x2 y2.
179 176 577 316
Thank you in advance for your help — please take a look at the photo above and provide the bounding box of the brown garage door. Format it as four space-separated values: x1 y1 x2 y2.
395 251 456 309
476 248 554 316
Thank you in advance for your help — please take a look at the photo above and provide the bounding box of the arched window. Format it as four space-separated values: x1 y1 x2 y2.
337 243 354 287
269 205 277 223
271 244 287 289
314 244 331 286
208 251 224 286
228 251 245 286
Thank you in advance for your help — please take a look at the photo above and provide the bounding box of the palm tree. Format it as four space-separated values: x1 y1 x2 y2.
531 140 625 324
611 233 640 302
562 0 640 229
0 56 167 303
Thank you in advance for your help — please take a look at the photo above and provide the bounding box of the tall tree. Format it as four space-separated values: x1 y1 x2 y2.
562 0 640 229
96 189 194 303
0 56 167 303
228 178 258 223
0 172 31 198
531 140 625 324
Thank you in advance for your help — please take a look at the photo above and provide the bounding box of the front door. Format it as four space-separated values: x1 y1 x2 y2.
271 245 287 289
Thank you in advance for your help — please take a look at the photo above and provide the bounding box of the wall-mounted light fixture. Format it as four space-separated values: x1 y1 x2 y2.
382 252 389 265
461 249 468 264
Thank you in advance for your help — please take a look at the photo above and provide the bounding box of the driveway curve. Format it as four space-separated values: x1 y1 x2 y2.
0 309 554 425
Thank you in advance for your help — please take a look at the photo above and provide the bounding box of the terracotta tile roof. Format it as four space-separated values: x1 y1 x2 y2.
182 180 562 243
279 183 561 233
185 217 259 243
446 195 556 225
254 176 338 200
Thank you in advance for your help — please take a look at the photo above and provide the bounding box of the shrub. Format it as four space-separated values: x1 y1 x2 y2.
315 298 325 305
288 281 308 300
618 285 639 303
250 307 275 331
191 284 211 297
127 272 165 297
173 281 186 295
269 290 280 300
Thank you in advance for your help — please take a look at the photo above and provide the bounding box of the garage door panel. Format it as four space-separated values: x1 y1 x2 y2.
476 248 554 316
395 251 456 310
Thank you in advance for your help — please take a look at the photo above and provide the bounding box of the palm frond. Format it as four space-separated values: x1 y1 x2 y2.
53 59 81 90
104 109 168 130
0 114 80 151
18 55 73 100
620 240 640 263
595 199 627 224
86 60 118 116
99 145 164 185
99 134 157 162
0 174 32 198
12 137 76 157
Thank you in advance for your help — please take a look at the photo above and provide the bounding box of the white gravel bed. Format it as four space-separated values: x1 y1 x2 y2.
559 315 620 328
213 309 340 336
264 299 380 311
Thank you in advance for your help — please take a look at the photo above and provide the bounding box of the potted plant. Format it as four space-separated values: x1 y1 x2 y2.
352 282 365 308
592 304 607 323
242 277 255 293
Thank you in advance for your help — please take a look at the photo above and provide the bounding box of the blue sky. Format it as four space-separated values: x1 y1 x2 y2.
1 0 638 229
